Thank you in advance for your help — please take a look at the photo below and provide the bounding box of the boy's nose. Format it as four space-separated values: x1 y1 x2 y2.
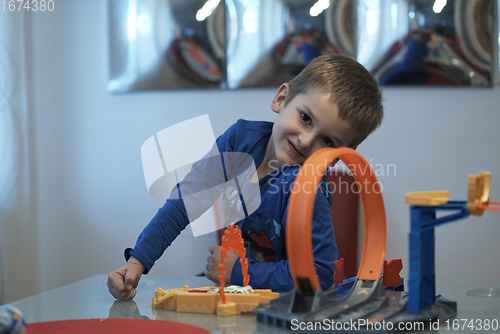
298 132 315 149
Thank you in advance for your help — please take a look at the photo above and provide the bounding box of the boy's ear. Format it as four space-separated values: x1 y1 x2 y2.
271 83 290 113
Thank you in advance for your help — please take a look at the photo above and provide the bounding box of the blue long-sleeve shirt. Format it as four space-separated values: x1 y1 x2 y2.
126 119 337 291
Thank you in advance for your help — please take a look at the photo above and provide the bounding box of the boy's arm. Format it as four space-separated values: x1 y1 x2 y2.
230 186 337 291
125 151 228 273
125 194 190 273
111 180 214 300
124 123 239 274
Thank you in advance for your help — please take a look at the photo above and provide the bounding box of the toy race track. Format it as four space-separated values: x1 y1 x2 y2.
254 147 498 332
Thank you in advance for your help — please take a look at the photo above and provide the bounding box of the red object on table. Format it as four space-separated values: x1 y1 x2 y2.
26 319 210 334
333 258 344 288
383 259 403 288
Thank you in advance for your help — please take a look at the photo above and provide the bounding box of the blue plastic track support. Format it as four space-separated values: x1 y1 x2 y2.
408 208 436 313
407 201 469 314
422 228 435 305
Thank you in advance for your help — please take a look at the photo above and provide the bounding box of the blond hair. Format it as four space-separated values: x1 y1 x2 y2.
284 54 383 148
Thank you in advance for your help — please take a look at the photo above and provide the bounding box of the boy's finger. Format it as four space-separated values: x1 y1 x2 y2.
115 288 135 301
107 272 125 291
208 245 219 254
109 285 127 300
205 270 218 283
124 268 140 290
207 254 214 263
123 288 137 301
107 271 139 301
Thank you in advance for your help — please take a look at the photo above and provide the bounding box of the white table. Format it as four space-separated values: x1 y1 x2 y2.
7 275 500 333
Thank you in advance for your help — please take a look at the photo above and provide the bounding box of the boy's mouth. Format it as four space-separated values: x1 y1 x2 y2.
287 139 304 157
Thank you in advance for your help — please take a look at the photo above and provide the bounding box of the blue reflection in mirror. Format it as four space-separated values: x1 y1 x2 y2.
226 0 355 89
358 0 494 86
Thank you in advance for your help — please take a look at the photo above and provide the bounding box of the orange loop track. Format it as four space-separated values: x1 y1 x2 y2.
286 147 387 293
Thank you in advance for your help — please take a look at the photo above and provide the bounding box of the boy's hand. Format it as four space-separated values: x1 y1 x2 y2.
205 245 239 285
107 256 145 301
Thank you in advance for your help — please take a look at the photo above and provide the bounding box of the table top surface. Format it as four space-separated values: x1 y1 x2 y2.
7 275 500 333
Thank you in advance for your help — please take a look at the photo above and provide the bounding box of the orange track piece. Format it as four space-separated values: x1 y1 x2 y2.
286 147 387 293
218 223 249 304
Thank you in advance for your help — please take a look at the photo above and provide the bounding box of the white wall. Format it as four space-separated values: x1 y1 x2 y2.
359 87 500 284
26 0 278 300
1 0 499 304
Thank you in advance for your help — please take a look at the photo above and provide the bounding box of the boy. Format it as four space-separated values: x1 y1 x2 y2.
107 54 383 301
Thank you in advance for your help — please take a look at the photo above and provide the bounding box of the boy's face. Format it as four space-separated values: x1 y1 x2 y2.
267 83 358 169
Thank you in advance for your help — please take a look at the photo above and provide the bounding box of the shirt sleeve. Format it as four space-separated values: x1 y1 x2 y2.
230 179 337 291
125 121 239 273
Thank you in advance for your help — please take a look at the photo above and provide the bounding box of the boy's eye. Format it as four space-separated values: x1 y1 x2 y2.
300 113 311 124
323 137 334 147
